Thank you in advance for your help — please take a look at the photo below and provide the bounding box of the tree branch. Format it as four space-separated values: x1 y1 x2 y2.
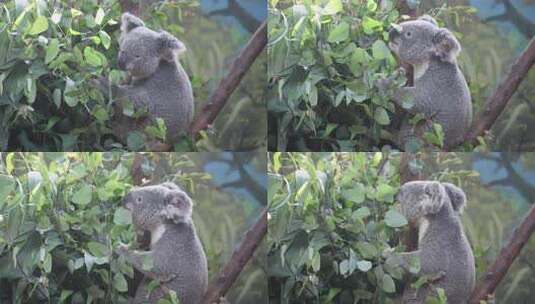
189 21 267 135
201 208 268 304
469 204 535 303
464 37 535 145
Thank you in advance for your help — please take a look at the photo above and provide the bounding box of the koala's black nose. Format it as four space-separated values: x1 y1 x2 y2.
117 52 127 70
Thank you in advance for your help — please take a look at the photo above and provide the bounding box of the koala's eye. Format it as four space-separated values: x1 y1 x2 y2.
405 31 412 38
136 197 142 203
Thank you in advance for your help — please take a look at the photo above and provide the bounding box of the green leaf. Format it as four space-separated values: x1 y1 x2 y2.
367 0 378 12
384 209 408 228
95 8 105 25
113 208 132 226
357 260 372 272
342 185 365 204
45 39 60 64
127 132 145 151
84 47 103 67
142 254 154 271
99 31 111 49
72 184 92 205
382 274 396 293
323 0 343 15
356 242 377 259
113 273 128 292
64 78 77 107
376 183 396 202
353 207 371 219
0 175 16 198
374 107 390 125
87 242 109 257
53 88 62 108
27 15 49 35
362 16 382 35
25 77 36 104
372 40 390 60
59 290 74 303
328 21 349 43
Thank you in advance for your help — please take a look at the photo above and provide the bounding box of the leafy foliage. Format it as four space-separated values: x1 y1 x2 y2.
268 152 408 303
268 0 405 151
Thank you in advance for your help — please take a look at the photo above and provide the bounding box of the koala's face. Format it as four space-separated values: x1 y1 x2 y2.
118 28 161 78
389 15 461 64
388 19 437 65
118 13 186 79
396 181 445 221
123 183 193 231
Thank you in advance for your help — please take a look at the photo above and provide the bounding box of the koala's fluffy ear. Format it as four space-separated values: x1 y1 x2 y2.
160 182 180 191
432 28 461 63
418 15 438 26
442 183 466 214
422 181 444 215
158 31 186 62
121 13 145 34
161 189 193 223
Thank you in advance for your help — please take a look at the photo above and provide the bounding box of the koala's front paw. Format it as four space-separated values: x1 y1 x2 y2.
115 243 130 256
90 76 109 94
376 77 393 96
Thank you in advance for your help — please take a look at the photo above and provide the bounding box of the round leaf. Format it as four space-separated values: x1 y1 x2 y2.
385 209 408 228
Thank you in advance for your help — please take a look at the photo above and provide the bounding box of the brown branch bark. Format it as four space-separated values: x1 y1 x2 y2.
469 204 535 303
464 37 535 144
201 208 268 304
189 21 267 135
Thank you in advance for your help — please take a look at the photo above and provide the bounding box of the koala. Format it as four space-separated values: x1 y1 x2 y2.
383 15 472 150
117 182 208 304
391 181 475 303
95 13 194 144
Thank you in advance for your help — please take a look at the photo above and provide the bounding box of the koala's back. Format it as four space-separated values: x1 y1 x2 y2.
142 61 194 142
134 222 207 304
417 217 475 303
414 60 472 146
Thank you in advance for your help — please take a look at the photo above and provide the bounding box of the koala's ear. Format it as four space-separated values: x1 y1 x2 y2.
422 181 444 214
161 189 193 224
418 15 438 26
442 183 466 214
158 31 186 62
160 182 179 191
121 13 145 34
432 28 461 63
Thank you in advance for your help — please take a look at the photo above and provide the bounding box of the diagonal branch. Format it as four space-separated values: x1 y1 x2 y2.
469 204 535 303
464 37 535 145
189 21 267 136
201 208 268 304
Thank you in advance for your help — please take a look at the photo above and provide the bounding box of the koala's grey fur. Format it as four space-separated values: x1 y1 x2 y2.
392 181 475 303
119 182 208 304
96 13 194 144
386 15 472 149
